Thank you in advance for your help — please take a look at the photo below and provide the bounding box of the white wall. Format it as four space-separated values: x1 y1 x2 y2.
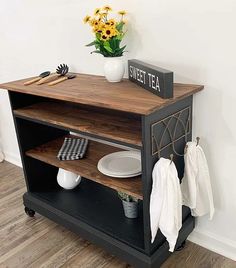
1 0 236 261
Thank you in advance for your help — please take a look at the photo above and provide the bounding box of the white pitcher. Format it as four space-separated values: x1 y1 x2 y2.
57 168 81 190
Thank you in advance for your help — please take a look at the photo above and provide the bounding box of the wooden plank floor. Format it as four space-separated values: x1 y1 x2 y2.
0 161 235 268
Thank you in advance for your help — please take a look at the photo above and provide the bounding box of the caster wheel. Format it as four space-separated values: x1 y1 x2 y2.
24 207 35 217
176 240 186 251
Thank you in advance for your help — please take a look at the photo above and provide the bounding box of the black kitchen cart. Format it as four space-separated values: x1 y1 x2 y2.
0 74 203 268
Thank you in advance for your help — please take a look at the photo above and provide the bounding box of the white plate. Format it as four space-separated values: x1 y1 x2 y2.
97 151 141 178
99 170 142 178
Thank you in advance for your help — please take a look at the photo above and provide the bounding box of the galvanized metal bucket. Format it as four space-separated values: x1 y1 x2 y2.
122 200 138 219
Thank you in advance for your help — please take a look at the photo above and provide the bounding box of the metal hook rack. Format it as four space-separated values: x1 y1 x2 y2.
184 136 200 155
152 106 191 158
196 137 200 146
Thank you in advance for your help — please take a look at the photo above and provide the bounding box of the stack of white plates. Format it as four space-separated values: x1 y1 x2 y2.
97 151 142 178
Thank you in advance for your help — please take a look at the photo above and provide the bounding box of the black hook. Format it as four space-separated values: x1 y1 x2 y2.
184 144 188 154
196 137 200 146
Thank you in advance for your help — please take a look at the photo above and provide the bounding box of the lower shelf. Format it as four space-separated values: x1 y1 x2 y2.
23 187 195 268
26 178 145 251
25 135 143 200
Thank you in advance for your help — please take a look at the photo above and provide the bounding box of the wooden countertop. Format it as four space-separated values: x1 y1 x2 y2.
0 73 204 115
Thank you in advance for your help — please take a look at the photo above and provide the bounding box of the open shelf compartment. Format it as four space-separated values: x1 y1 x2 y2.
14 101 142 148
25 134 143 200
25 177 145 251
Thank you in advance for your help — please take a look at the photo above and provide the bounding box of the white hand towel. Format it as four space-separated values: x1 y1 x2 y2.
181 142 214 219
150 158 182 252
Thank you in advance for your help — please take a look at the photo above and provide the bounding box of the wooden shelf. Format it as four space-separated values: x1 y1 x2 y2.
26 135 143 200
27 179 144 251
14 102 142 147
0 73 204 115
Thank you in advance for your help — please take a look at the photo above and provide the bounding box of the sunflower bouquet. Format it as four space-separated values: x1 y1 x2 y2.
84 6 127 57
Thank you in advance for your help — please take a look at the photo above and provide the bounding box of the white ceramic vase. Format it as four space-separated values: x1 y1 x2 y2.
57 168 81 190
104 56 125 82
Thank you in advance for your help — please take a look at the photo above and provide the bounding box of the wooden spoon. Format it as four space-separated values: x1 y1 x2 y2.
23 71 50 85
48 75 76 86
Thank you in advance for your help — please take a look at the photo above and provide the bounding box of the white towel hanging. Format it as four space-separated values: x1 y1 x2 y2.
150 157 182 252
181 141 214 219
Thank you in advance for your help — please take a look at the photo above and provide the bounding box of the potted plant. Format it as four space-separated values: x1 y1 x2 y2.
84 6 127 82
118 191 139 219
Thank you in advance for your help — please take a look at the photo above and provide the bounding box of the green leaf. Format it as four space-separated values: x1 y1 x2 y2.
113 45 126 57
117 191 138 202
119 45 126 51
109 38 121 51
86 41 97 47
116 21 125 32
95 33 101 39
116 34 123 41
90 50 103 55
109 38 116 50
100 46 111 57
104 41 113 53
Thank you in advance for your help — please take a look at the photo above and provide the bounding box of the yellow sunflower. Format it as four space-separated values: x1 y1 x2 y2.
83 15 91 24
97 22 106 33
105 19 116 26
100 22 106 28
89 18 95 26
118 10 126 16
99 12 107 21
92 27 99 33
113 28 119 36
94 8 100 16
101 34 109 41
89 19 99 32
89 19 99 27
102 26 117 39
103 5 112 12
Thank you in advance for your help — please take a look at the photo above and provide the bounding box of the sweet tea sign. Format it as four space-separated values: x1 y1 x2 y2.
128 59 173 99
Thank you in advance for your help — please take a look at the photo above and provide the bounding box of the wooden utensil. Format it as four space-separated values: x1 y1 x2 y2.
23 71 50 85
36 64 69 85
48 74 76 86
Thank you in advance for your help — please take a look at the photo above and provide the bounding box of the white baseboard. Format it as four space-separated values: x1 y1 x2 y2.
188 228 236 261
3 151 22 167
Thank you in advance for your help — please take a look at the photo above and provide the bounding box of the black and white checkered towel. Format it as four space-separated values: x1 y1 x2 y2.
57 137 88 161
